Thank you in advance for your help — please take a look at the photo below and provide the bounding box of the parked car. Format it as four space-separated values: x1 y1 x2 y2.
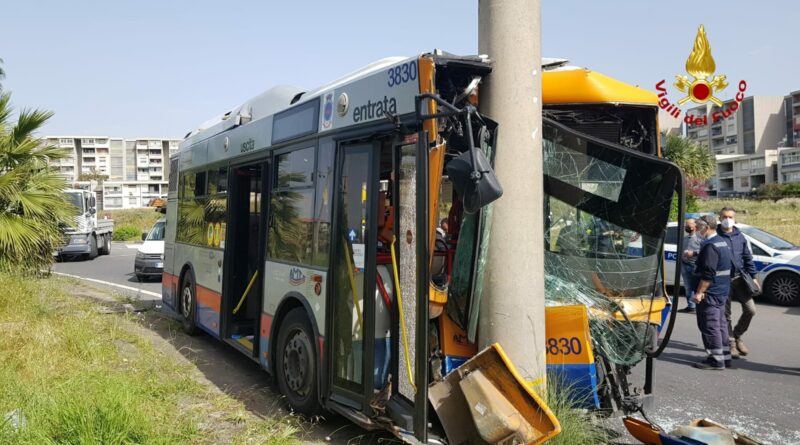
664 221 800 306
134 219 165 282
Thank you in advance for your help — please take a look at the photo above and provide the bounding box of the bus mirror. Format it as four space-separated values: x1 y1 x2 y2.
89 196 96 208
89 207 96 215
446 148 502 214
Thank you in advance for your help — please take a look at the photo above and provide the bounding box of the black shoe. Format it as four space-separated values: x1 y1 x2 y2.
678 307 696 313
693 361 724 370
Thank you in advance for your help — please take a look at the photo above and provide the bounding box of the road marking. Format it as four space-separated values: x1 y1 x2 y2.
50 271 160 298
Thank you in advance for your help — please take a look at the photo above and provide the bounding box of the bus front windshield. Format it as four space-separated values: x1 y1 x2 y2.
542 118 681 301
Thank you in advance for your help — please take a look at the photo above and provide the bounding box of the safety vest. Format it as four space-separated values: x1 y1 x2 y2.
701 235 733 303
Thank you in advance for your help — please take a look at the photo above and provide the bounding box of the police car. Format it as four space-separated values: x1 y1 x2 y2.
664 221 800 306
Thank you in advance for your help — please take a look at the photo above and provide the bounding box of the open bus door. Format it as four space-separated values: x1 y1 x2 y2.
324 131 433 440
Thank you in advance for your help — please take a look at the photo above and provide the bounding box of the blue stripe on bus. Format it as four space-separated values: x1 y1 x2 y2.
196 304 220 339
546 363 600 409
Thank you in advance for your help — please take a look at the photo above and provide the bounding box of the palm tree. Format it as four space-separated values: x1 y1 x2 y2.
0 58 5 90
663 134 715 180
0 91 73 272
663 133 716 215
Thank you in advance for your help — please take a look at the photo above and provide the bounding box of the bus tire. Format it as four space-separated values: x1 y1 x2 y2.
275 308 320 415
88 234 99 260
180 272 198 335
99 233 111 255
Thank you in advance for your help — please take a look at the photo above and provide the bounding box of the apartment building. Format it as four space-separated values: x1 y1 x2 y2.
784 90 800 148
715 150 778 195
777 146 800 184
686 96 786 156
43 136 180 209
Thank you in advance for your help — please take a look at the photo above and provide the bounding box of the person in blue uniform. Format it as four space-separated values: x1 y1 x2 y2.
692 215 733 370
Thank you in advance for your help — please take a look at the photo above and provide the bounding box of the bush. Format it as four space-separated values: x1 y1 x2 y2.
755 183 800 198
112 225 141 241
104 209 162 234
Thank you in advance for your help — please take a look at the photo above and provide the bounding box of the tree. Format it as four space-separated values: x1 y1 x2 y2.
78 168 109 185
663 134 715 180
0 58 5 90
663 133 715 215
0 91 73 272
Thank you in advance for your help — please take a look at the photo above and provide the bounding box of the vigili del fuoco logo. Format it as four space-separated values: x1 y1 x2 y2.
656 25 747 127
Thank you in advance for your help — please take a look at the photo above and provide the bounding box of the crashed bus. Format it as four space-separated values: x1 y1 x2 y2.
161 51 683 443
539 60 685 414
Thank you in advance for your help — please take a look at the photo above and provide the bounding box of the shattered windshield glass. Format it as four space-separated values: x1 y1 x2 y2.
542 118 681 365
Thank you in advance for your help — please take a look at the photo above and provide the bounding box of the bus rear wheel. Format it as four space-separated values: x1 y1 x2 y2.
275 308 320 415
181 273 198 335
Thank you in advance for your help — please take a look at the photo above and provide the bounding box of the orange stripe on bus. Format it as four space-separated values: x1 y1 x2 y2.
261 313 273 337
196 285 221 312
162 272 178 287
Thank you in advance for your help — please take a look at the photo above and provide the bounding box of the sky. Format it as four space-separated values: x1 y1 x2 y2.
1 0 796 138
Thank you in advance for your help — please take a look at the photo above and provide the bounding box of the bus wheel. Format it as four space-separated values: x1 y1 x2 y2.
276 308 319 415
181 273 198 335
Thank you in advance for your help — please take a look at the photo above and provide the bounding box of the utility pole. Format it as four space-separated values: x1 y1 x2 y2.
478 0 546 386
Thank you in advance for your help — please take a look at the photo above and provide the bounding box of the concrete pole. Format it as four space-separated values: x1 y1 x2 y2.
478 0 546 386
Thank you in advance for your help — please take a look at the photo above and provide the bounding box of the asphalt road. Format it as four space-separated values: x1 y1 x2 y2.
640 297 800 444
51 241 162 301
55 251 800 444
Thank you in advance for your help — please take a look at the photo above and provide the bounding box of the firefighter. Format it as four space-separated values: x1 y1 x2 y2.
692 215 733 370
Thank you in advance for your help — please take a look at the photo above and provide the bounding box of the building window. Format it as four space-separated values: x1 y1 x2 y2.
781 152 800 165
784 172 800 182
740 177 749 188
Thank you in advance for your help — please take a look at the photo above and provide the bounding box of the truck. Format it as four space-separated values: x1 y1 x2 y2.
55 187 114 260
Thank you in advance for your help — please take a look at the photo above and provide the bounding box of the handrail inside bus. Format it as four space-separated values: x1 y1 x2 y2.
232 270 259 315
391 236 416 393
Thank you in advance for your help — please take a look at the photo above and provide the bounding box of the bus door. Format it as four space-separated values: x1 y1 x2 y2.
222 161 267 355
327 141 379 410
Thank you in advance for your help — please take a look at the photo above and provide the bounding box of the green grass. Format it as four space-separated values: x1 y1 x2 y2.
544 373 610 445
698 197 800 245
0 274 299 445
103 208 162 240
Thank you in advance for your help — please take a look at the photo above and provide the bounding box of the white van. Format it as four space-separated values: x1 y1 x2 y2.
134 218 166 282
664 221 800 306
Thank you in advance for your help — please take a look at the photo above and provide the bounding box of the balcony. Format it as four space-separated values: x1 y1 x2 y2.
718 170 734 178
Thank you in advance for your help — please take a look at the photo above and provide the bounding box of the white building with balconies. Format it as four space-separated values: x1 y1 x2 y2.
42 135 180 209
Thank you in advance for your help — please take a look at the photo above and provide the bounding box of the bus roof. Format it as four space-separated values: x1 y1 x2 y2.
542 66 657 106
181 56 409 149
